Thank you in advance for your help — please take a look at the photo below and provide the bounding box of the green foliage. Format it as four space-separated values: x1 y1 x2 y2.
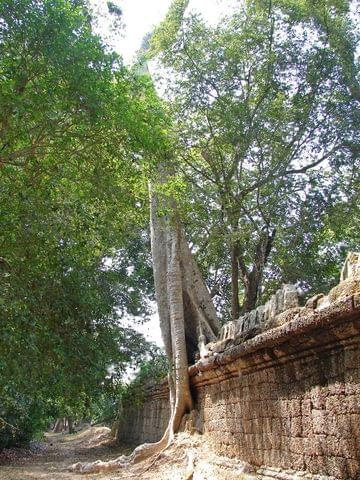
0 397 51 448
86 343 166 426
271 177 360 298
152 0 359 314
90 347 168 426
107 1 122 17
149 0 189 57
119 349 169 411
0 0 168 448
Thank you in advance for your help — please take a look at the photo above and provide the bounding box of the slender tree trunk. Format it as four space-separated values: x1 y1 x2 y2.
242 271 261 312
231 243 240 319
239 228 276 313
68 417 74 434
53 418 64 433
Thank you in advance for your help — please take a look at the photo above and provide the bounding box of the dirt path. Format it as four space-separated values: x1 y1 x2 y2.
0 427 132 480
0 427 259 480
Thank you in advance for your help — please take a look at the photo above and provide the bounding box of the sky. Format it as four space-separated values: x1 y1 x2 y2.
92 0 238 64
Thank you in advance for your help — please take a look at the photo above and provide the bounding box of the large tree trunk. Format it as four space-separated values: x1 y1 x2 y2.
166 221 193 433
150 186 219 435
70 180 220 474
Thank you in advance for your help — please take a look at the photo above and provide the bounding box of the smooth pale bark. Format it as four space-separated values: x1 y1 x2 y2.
71 181 220 474
149 186 176 409
179 231 219 339
179 231 220 359
149 187 220 437
149 186 173 360
150 182 220 429
166 222 193 433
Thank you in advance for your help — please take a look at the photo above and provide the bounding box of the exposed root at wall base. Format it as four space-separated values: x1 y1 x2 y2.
140 433 341 480
70 430 345 480
70 432 257 479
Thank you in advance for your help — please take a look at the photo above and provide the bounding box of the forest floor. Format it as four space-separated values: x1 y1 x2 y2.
0 426 259 480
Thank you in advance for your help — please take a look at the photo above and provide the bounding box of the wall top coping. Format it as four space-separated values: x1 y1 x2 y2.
189 294 360 378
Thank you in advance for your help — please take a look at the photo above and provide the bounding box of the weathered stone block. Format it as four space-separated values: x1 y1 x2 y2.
289 437 305 455
326 414 353 438
288 399 302 417
291 416 302 437
310 410 327 435
275 307 302 327
323 456 348 479
346 395 360 414
288 453 306 471
283 284 300 310
325 395 347 415
302 399 312 417
306 455 326 475
310 386 327 410
306 293 326 310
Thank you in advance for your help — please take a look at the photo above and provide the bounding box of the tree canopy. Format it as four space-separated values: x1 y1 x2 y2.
148 0 359 317
0 0 167 447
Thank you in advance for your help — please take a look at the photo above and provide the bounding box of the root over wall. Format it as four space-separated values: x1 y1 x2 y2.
117 296 360 479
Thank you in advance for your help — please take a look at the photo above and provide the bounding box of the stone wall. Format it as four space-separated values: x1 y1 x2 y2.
117 380 169 445
117 254 360 479
191 296 360 479
118 296 360 479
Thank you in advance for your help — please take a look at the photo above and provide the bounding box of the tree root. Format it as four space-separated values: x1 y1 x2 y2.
70 457 126 474
69 431 170 474
69 409 202 474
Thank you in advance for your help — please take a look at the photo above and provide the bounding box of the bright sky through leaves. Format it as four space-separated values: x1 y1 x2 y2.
91 0 238 63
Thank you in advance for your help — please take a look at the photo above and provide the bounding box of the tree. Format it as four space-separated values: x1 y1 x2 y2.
269 170 360 298
72 0 359 472
4 0 355 473
0 0 165 447
71 163 222 473
149 174 221 428
151 0 359 316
